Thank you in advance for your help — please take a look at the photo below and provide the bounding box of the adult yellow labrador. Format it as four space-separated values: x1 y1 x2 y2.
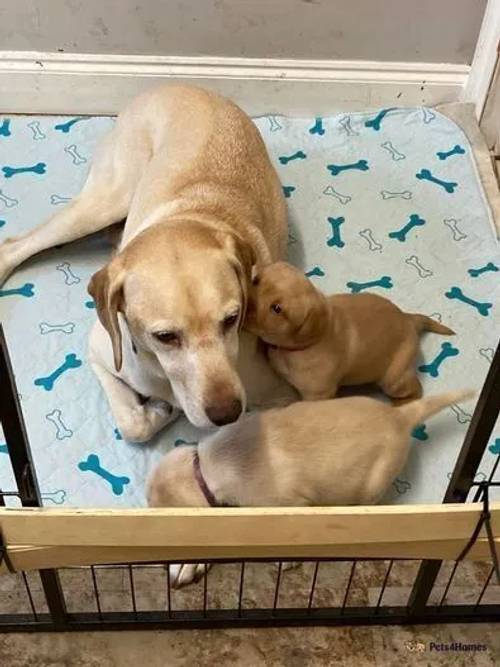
0 85 295 438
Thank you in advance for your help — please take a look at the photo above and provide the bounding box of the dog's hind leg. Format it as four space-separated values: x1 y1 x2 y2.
381 368 423 405
380 340 422 404
0 129 149 285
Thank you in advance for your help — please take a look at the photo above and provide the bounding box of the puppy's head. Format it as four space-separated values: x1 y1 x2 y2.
88 220 256 429
245 262 326 348
147 446 208 507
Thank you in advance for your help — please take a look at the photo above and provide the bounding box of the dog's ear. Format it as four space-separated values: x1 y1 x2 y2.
88 258 125 372
230 233 256 285
221 233 257 329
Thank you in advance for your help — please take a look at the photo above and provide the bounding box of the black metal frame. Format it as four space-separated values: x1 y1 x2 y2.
0 324 499 632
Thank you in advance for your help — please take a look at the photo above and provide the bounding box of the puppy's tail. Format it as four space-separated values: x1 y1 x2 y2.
410 313 455 336
397 390 475 428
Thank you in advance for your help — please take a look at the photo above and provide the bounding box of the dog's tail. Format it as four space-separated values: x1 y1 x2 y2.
410 313 455 336
397 390 475 428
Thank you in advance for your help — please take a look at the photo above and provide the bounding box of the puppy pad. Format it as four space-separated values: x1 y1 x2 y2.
0 109 498 507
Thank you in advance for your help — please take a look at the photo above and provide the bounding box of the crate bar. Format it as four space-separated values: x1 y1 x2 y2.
0 604 499 633
0 324 68 627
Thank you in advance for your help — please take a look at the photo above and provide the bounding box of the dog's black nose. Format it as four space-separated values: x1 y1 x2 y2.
205 399 243 426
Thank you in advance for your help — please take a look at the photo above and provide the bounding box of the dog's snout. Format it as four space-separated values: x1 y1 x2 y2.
205 399 242 426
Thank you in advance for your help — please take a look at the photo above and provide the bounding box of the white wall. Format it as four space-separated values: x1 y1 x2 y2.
0 0 487 64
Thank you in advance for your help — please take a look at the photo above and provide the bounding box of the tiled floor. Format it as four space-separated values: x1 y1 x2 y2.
0 560 498 666
0 622 499 667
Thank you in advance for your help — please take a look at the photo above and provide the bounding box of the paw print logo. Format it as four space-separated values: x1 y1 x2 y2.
405 640 426 652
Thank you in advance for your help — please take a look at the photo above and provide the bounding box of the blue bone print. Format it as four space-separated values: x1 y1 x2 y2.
418 342 459 378
34 353 83 391
412 424 429 441
445 286 493 317
0 282 35 298
0 119 11 137
2 162 46 178
346 276 393 293
416 168 457 193
436 145 465 160
279 150 307 165
78 454 130 495
468 262 498 278
364 108 396 131
282 186 296 198
305 266 325 278
0 442 7 454
489 438 500 455
326 216 345 248
388 214 426 242
327 159 369 176
54 117 88 133
309 118 325 135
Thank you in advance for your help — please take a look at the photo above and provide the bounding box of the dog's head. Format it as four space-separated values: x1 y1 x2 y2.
88 220 255 428
245 261 325 348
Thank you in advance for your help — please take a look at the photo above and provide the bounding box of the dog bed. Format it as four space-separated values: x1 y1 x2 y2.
0 108 498 507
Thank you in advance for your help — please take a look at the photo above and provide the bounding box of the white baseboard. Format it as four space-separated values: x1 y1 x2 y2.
462 0 500 119
0 51 469 116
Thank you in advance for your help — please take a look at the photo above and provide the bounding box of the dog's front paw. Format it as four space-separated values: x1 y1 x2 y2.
118 400 180 443
145 399 180 428
169 563 210 589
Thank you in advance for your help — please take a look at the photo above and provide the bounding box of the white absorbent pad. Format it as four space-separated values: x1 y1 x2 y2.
0 108 498 507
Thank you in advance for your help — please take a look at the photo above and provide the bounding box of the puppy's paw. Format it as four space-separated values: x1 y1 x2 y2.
169 563 210 589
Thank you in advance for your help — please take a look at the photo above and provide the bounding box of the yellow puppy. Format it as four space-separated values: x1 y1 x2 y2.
148 389 472 587
245 262 454 401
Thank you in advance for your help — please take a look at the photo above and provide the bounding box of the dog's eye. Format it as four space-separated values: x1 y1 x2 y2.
153 331 180 346
222 312 239 331
252 275 260 286
270 303 282 314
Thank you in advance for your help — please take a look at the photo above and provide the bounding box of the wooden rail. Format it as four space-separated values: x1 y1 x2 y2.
1 503 498 572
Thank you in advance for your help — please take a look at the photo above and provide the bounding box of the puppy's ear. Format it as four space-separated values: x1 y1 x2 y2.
88 257 125 372
221 233 257 328
296 292 327 341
